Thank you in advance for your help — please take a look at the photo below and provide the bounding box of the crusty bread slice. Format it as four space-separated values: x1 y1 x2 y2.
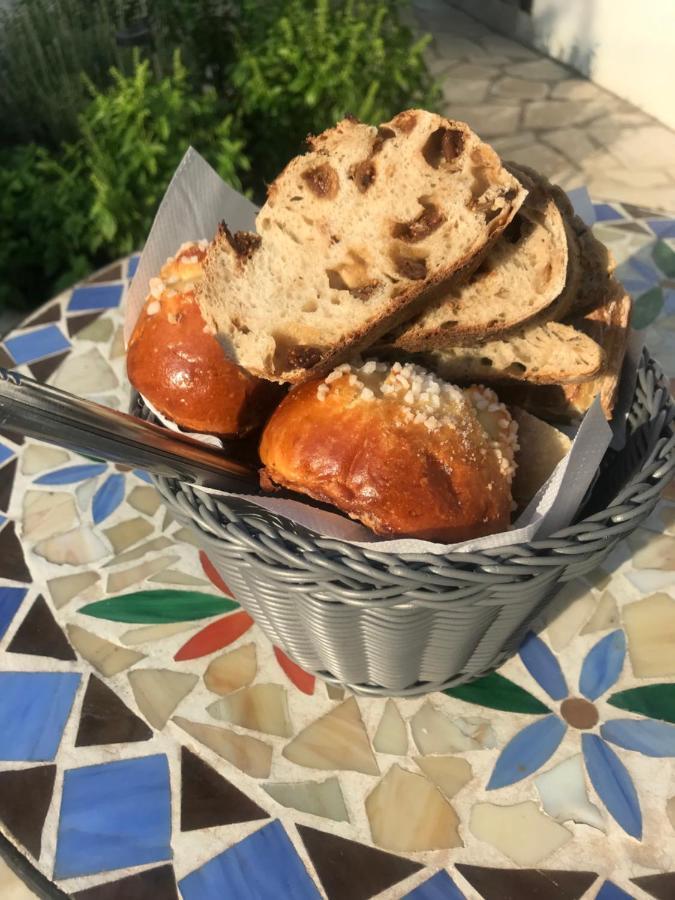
511 408 572 509
509 163 615 319
387 164 568 350
495 282 632 421
196 110 527 383
422 320 603 386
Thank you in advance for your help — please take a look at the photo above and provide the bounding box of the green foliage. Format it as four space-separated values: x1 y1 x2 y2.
0 144 93 308
0 0 437 311
78 50 249 256
232 0 441 188
0 0 133 147
0 52 249 307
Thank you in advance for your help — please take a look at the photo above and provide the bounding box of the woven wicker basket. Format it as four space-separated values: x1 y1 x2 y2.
144 351 674 696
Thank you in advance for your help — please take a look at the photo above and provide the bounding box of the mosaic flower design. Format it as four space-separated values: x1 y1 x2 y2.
474 630 675 838
33 461 152 525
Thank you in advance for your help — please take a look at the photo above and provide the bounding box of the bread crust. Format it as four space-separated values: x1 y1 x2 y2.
197 110 527 384
492 282 632 420
388 164 569 349
259 367 513 541
127 243 283 436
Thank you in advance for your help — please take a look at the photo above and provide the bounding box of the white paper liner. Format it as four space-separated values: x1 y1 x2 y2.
125 148 624 555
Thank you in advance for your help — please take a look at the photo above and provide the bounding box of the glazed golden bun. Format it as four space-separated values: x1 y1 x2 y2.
127 242 283 436
259 360 518 541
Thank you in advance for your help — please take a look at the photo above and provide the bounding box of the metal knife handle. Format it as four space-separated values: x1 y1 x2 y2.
0 367 258 490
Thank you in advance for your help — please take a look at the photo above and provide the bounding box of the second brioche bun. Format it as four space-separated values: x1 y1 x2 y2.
259 360 518 542
127 242 283 436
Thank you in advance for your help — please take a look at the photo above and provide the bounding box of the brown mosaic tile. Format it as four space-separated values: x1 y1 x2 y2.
455 865 598 900
86 263 123 285
0 458 16 512
67 311 103 338
0 765 56 858
180 746 269 831
632 873 675 900
7 595 76 661
23 303 62 327
73 864 179 900
75 675 153 746
0 521 31 582
28 351 70 382
297 824 422 900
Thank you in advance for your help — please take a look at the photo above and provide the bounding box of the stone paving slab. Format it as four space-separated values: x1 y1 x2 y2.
415 0 675 211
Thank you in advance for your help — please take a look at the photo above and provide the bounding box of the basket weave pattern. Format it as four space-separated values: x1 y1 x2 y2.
147 353 675 696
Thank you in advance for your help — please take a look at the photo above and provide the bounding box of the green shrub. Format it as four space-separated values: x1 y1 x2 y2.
232 0 440 190
78 50 249 256
0 0 239 149
0 51 249 308
0 0 134 147
0 144 94 309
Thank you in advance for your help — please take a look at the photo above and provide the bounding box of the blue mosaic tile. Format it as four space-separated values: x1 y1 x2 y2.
4 326 70 366
487 715 567 790
0 587 27 640
596 879 635 900
648 219 675 240
133 469 153 484
0 513 5 527
582 733 642 838
34 463 107 486
92 473 125 524
67 284 123 313
566 186 595 227
54 754 172 879
0 443 14 467
127 255 140 278
594 203 625 222
601 718 675 757
579 630 625 701
519 632 568 700
0 672 80 761
179 820 320 900
404 870 465 899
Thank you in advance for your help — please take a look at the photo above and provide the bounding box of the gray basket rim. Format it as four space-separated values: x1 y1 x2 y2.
146 349 674 577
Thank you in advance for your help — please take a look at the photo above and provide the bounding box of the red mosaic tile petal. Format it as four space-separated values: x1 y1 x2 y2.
199 551 234 597
174 611 254 661
274 646 316 695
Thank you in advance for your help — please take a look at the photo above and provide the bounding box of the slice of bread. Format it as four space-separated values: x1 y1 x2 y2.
196 110 527 382
422 320 604 386
495 282 632 420
511 408 572 509
387 164 568 350
510 163 615 319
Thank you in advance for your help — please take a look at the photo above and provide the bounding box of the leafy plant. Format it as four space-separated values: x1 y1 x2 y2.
232 0 440 190
0 144 94 309
78 50 249 256
0 0 134 147
0 51 249 308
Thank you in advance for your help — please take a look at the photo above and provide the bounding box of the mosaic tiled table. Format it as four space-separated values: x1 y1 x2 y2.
0 200 674 900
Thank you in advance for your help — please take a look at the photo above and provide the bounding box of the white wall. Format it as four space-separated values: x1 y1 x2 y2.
451 0 675 130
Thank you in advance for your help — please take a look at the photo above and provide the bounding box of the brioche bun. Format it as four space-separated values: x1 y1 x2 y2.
127 242 283 436
259 360 518 541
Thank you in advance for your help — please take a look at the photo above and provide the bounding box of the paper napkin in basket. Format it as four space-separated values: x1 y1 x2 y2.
126 148 617 556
